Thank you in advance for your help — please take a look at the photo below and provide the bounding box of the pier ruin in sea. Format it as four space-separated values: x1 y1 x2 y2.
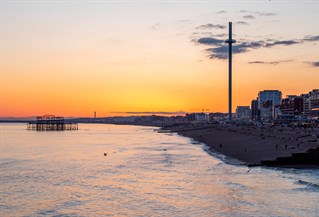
27 115 78 131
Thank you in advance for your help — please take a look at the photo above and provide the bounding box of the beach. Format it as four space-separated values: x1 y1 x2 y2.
176 124 319 166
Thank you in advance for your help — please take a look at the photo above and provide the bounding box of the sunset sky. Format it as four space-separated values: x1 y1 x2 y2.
1 0 318 118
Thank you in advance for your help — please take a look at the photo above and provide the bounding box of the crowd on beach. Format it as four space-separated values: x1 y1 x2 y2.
161 121 319 165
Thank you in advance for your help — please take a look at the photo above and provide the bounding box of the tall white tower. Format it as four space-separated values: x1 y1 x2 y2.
225 22 236 121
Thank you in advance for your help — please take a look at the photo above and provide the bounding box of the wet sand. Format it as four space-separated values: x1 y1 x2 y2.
177 125 319 165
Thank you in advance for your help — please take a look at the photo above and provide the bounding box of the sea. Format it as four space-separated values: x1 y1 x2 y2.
1 123 318 217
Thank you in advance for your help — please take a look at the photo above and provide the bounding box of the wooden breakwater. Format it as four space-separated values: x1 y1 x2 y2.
27 115 78 131
260 147 319 168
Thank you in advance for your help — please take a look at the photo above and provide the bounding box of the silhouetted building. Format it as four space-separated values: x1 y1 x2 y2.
298 89 319 119
273 105 281 120
301 93 311 117
309 89 319 119
281 95 304 118
251 99 260 121
235 106 251 120
258 90 282 120
251 89 318 122
186 113 209 122
209 113 228 122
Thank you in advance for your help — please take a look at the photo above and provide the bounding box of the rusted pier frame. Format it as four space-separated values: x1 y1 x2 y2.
27 115 78 131
27 122 78 131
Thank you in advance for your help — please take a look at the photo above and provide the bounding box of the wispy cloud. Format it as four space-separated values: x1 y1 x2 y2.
196 23 226 29
243 15 255 20
236 21 249 25
178 19 192 23
204 41 264 59
193 16 319 60
238 10 277 17
237 10 248 13
194 35 316 60
264 40 300 47
196 37 224 45
303 35 319 42
217 10 227 14
248 60 292 65
304 61 319 67
195 38 265 59
255 12 276 16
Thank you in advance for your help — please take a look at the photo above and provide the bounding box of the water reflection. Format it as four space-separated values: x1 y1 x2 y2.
0 123 318 217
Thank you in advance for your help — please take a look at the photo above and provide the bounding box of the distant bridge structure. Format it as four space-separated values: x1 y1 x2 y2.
27 115 78 131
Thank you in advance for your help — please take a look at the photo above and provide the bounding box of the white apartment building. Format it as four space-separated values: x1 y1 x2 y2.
258 90 282 120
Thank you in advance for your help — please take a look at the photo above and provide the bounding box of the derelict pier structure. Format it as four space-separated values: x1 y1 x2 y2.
27 115 78 131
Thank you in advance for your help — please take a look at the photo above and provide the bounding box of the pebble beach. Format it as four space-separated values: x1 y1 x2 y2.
177 124 319 166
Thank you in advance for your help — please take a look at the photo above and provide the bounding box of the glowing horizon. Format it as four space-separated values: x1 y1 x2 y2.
1 1 318 118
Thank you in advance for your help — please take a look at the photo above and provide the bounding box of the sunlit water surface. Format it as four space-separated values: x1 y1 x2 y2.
1 123 318 217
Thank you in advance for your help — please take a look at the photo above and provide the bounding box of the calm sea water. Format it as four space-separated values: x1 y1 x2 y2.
1 123 318 217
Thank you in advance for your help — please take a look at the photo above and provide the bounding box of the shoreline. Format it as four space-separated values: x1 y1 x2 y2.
175 124 319 168
3 121 318 168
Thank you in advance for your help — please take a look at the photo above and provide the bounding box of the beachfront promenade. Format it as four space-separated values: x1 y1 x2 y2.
173 124 319 166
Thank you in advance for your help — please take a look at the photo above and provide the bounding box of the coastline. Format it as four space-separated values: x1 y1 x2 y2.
3 121 318 168
175 124 319 168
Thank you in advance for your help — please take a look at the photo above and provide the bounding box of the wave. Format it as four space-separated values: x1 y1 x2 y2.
295 180 319 191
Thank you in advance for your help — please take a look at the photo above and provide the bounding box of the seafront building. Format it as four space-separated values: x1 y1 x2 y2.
307 89 319 119
250 89 319 123
235 106 251 120
278 89 319 120
273 105 281 120
258 90 282 108
256 90 282 121
251 99 259 121
186 113 210 122
280 95 304 118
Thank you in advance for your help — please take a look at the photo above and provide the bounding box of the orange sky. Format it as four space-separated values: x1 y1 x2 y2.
1 1 318 118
